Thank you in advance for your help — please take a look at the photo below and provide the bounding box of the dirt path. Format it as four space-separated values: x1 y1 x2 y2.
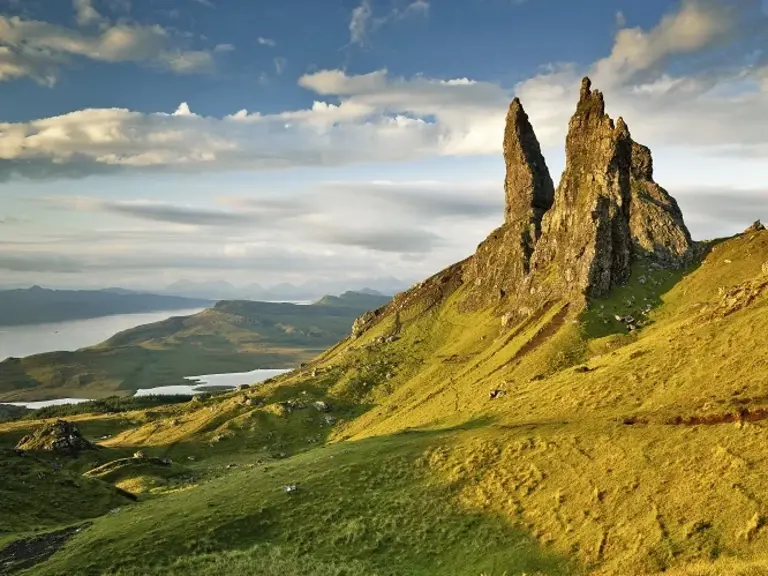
0 523 90 575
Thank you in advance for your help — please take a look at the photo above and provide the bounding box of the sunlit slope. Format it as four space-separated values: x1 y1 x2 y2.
7 228 766 576
273 226 768 575
7 77 768 576
316 228 768 441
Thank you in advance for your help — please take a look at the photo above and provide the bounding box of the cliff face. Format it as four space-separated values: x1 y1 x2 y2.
529 78 635 299
462 98 555 309
352 77 695 336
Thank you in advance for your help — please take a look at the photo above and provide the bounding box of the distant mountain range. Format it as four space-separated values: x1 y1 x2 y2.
0 286 213 327
0 278 411 305
157 278 409 301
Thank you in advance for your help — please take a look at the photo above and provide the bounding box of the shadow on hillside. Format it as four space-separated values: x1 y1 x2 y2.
14 413 579 576
581 252 709 340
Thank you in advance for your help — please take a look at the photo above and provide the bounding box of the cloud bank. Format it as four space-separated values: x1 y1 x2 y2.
0 0 766 180
1 0 767 287
0 0 215 86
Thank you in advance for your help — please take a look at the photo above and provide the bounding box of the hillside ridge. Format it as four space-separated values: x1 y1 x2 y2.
354 77 695 338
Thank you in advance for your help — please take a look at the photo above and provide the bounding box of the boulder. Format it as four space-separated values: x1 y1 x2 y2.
313 400 332 413
747 220 765 233
15 420 96 456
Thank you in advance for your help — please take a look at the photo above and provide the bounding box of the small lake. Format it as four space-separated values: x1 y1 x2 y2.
134 368 292 396
5 368 292 409
0 308 208 360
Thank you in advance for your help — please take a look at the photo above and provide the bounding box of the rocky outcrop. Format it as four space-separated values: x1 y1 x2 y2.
526 77 694 302
16 420 96 455
351 260 466 337
627 141 694 266
350 77 696 338
529 78 635 299
747 220 765 233
462 98 555 309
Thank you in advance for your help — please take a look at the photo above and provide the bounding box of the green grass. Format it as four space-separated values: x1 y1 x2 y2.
0 450 130 542
26 428 575 576
109 544 379 576
3 229 768 575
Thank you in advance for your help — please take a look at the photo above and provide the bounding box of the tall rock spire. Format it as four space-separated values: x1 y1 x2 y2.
351 78 698 339
529 77 634 298
503 97 555 242
461 97 554 310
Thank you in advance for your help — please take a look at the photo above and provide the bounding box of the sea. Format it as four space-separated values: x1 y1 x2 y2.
0 308 208 360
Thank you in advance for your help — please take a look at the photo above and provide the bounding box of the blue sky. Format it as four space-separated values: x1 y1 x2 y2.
0 0 766 290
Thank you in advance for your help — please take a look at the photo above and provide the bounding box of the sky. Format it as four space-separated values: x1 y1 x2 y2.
0 0 766 290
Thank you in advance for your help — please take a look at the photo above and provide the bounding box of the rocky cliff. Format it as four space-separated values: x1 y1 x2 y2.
353 77 695 336
527 78 694 303
462 98 556 310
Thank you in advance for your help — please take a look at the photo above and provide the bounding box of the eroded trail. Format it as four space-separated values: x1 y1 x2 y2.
0 524 90 575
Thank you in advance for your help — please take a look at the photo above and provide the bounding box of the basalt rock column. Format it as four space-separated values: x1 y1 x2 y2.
530 77 634 299
462 98 555 308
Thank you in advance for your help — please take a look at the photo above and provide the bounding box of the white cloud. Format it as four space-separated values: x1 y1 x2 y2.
213 43 235 53
349 0 373 45
348 0 429 45
594 0 739 84
73 0 105 27
0 6 215 85
257 36 276 47
0 69 512 178
1 56 768 182
172 102 195 117
402 0 430 18
7 178 501 285
273 56 287 75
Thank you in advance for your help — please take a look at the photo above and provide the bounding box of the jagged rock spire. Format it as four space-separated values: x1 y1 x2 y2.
354 77 698 338
466 76 695 312
461 96 555 310
503 97 554 236
530 76 634 297
522 76 694 300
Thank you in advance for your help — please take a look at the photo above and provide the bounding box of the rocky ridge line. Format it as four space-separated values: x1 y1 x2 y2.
352 77 696 336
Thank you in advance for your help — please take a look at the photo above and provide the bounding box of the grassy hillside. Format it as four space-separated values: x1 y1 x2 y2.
0 286 212 327
0 292 390 402
0 227 766 575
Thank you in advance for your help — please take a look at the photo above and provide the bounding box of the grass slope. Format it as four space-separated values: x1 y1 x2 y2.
1 229 768 575
0 292 390 402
